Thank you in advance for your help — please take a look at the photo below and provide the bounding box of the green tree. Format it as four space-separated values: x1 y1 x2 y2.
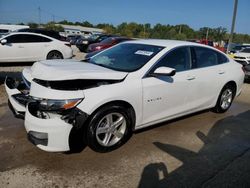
44 22 64 32
27 22 39 28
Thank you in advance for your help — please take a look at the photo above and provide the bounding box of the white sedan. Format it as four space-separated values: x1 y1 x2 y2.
5 40 244 153
0 32 73 62
233 47 250 66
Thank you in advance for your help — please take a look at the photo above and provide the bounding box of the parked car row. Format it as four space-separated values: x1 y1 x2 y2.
76 33 116 52
87 36 132 53
0 32 73 63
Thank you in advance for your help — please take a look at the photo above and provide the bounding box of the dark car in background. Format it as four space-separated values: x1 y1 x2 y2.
87 36 132 53
243 65 250 81
76 34 116 52
17 28 66 41
66 35 83 45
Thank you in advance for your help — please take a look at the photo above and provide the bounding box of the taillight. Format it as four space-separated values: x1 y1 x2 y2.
95 46 102 50
65 43 71 47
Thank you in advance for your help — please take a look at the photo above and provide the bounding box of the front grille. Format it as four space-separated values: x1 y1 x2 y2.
28 131 48 146
12 93 30 106
234 56 246 59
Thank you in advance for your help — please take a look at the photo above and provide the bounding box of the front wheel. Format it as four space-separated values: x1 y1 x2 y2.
212 84 235 113
87 105 132 153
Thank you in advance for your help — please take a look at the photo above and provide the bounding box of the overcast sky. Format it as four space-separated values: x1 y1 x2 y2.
0 0 249 34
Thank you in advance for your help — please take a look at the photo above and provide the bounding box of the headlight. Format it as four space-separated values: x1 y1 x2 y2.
38 98 82 111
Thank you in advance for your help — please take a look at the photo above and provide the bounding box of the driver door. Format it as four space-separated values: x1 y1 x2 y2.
142 46 195 124
0 34 26 62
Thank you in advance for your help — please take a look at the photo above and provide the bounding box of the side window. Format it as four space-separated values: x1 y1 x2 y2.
153 47 191 72
23 34 52 42
5 35 25 43
5 34 51 43
217 52 229 64
194 47 218 68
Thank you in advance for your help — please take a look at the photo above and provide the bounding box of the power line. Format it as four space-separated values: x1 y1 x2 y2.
39 7 67 22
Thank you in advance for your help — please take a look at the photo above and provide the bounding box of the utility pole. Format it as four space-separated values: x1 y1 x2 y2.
52 14 55 22
206 28 209 40
227 0 238 53
179 25 182 34
38 6 41 26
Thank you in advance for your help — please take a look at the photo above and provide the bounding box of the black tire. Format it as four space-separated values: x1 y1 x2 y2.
87 105 133 153
47 51 63 59
212 84 236 113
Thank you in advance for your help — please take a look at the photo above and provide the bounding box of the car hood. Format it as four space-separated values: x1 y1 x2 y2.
234 52 250 57
27 59 128 81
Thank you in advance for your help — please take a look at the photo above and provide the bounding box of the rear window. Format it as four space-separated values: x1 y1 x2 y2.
217 52 229 64
100 37 116 44
193 47 228 68
0 29 9 33
194 47 218 68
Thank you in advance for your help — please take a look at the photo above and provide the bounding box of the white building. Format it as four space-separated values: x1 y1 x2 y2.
57 24 104 37
0 24 29 33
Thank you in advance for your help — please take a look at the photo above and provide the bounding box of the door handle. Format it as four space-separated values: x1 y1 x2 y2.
186 76 196 81
18 45 24 48
218 70 225 74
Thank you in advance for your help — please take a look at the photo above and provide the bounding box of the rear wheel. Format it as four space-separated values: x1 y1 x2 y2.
47 51 63 59
87 105 132 153
212 84 236 113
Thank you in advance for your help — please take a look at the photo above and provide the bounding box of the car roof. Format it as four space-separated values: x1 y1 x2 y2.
4 32 56 40
125 39 209 49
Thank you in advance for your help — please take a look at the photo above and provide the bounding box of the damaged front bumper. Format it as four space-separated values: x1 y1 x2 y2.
25 102 88 152
5 76 30 119
5 75 89 152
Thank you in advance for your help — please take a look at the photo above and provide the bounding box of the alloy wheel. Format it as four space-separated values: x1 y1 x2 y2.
220 88 233 110
95 112 127 147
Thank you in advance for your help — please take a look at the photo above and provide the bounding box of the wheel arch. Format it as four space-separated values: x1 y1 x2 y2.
224 80 237 96
46 50 64 59
88 100 137 131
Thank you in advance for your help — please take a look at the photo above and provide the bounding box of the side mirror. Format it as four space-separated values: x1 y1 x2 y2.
0 39 7 45
152 67 176 77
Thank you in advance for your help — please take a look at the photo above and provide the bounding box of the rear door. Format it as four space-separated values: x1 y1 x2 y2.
18 34 52 61
185 46 227 111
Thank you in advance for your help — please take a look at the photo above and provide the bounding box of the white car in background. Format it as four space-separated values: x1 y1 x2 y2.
0 32 73 62
233 47 250 66
5 40 244 153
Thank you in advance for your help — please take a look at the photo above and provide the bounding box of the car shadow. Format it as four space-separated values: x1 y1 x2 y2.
138 110 250 188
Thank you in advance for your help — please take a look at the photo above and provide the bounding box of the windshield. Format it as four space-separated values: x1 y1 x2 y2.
90 34 101 40
241 48 250 53
100 37 115 44
89 43 164 72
